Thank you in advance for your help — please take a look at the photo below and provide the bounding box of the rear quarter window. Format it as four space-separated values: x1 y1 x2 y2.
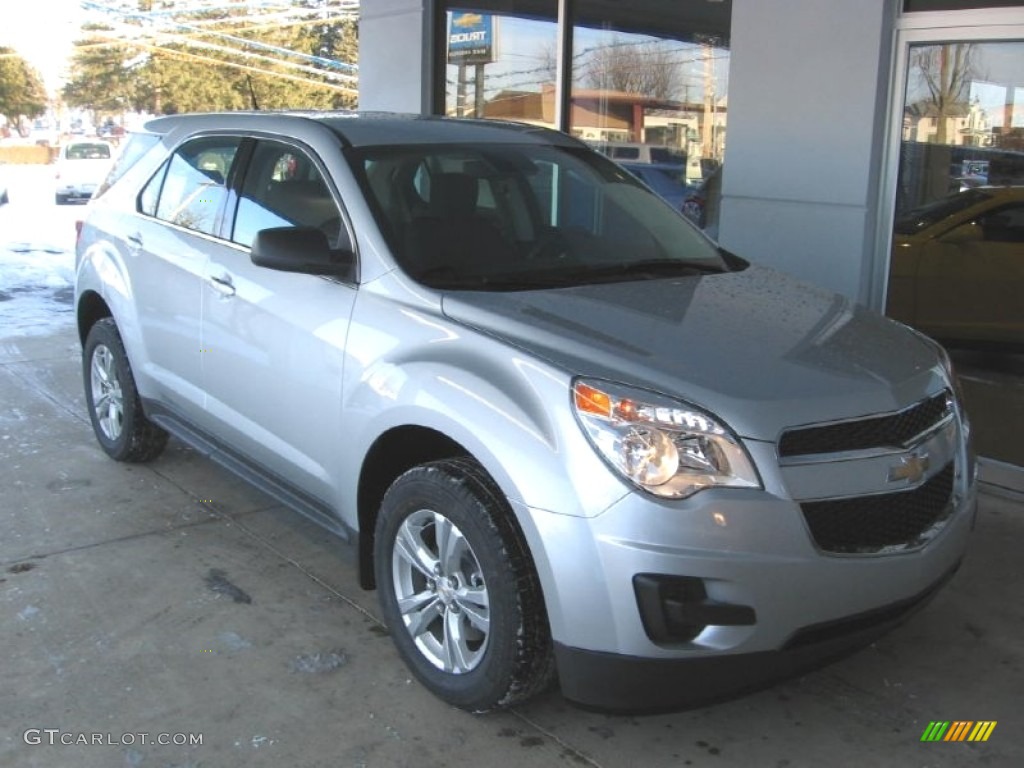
93 133 161 200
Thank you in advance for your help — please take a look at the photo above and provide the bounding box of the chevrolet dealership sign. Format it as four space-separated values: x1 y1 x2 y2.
447 12 496 64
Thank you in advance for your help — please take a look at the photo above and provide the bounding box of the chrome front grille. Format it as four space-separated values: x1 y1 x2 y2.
778 391 951 459
777 390 962 555
799 463 955 554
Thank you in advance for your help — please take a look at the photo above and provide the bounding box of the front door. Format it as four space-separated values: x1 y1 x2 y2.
198 138 356 503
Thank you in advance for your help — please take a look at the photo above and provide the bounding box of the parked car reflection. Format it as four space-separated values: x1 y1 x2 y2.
681 165 723 239
887 186 1024 347
618 161 692 209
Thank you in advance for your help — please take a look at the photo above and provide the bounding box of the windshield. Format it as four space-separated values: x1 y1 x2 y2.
66 143 112 160
351 142 726 291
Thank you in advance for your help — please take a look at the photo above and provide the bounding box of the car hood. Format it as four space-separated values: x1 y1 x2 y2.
440 265 944 442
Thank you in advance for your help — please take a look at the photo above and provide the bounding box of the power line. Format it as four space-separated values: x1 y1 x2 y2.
80 0 359 72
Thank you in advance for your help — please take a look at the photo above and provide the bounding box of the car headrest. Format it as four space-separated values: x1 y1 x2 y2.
429 173 479 219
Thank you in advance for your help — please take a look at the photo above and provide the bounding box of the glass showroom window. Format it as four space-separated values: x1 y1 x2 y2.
571 1 730 187
442 4 558 128
439 1 731 192
886 39 1024 465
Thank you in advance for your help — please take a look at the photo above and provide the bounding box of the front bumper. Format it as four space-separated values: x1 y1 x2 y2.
516 456 976 712
555 560 959 713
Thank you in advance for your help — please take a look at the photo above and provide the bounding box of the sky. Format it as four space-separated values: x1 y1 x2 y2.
0 0 87 92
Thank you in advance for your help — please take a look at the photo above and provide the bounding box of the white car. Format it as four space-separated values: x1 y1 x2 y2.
55 141 115 204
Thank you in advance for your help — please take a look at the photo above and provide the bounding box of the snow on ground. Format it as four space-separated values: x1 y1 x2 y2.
0 164 83 339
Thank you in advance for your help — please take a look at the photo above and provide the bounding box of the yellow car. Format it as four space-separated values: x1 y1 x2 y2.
887 186 1024 347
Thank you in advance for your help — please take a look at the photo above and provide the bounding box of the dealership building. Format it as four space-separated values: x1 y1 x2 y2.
360 0 1024 483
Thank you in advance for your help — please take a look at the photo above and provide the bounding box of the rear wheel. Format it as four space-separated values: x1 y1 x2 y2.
83 318 168 462
374 458 554 712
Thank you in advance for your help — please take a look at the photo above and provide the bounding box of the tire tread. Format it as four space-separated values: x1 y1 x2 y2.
84 318 168 463
376 457 555 712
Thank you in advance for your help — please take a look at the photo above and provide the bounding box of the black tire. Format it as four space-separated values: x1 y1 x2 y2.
83 318 168 462
55 193 66 205
1 190 9 205
374 458 554 712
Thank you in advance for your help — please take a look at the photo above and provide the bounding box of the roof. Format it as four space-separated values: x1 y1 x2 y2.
140 110 585 149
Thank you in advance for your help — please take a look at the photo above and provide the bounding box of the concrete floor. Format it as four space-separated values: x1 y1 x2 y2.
2 327 1022 768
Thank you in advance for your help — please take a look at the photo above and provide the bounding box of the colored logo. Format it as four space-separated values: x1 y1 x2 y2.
920 721 996 742
453 12 484 28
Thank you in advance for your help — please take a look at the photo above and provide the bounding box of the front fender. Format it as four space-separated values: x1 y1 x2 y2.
337 282 630 531
346 359 628 520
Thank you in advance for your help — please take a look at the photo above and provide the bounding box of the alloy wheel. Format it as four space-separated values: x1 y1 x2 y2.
90 344 124 441
390 508 490 673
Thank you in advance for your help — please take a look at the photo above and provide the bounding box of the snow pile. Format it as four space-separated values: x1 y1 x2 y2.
0 242 76 338
0 164 81 338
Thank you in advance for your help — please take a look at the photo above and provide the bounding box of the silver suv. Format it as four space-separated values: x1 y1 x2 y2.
75 112 976 713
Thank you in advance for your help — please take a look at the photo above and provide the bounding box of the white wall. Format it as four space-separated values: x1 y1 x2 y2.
359 0 434 113
720 0 897 304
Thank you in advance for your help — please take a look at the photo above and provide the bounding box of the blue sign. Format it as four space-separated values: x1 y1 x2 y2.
448 12 495 64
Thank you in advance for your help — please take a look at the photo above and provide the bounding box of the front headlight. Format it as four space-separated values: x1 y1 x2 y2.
572 378 761 499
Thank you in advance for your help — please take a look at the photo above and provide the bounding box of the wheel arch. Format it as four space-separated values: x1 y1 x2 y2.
77 289 113 346
356 425 468 590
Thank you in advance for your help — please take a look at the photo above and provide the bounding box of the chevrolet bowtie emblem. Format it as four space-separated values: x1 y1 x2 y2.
888 454 930 484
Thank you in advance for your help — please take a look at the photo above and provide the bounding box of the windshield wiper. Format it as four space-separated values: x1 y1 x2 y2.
571 259 723 283
418 260 723 292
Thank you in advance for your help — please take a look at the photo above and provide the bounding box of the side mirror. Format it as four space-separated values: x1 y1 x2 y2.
251 226 352 277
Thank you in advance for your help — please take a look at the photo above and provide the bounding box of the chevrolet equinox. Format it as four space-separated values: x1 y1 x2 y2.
75 112 976 713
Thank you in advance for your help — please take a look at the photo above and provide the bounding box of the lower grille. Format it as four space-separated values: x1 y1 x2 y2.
801 463 954 554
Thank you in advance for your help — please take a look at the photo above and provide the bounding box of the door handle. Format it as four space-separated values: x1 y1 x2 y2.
208 273 235 297
126 232 143 252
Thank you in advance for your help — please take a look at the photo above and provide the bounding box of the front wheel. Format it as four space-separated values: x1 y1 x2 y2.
374 458 554 712
83 318 168 462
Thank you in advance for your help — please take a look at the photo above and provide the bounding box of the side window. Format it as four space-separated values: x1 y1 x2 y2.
978 204 1024 244
232 140 344 249
149 137 240 236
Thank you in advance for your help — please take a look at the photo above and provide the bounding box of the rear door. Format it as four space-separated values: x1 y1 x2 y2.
131 135 242 419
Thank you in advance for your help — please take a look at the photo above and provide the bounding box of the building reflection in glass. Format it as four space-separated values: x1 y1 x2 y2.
887 41 1024 465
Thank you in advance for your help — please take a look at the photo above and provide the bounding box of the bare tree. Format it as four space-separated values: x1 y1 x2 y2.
912 43 975 145
536 40 558 85
584 38 679 100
